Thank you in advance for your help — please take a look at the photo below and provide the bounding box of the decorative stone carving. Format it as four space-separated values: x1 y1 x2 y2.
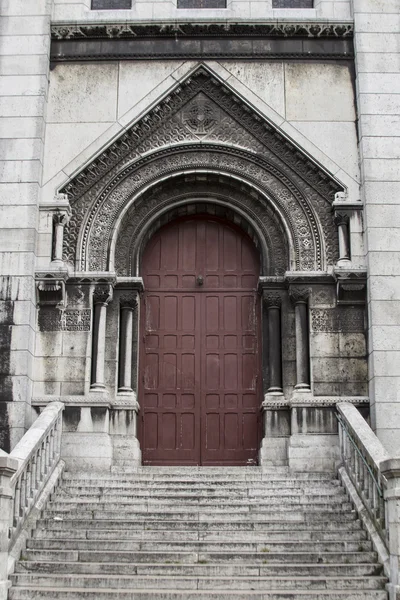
120 293 138 310
52 22 354 41
182 95 219 135
38 308 91 332
333 212 350 227
311 307 365 333
93 285 113 305
60 67 341 275
263 292 283 308
289 287 311 305
114 175 289 277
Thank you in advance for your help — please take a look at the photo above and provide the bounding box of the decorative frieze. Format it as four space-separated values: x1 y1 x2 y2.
311 307 365 333
38 307 91 332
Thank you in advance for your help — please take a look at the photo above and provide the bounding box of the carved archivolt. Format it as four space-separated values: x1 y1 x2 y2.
60 66 342 274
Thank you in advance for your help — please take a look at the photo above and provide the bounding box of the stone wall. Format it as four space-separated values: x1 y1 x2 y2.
0 0 51 449
353 0 400 454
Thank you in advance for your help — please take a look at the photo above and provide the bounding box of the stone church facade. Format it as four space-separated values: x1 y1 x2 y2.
0 0 399 471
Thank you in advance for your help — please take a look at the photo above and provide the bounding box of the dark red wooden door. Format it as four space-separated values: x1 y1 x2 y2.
140 216 261 465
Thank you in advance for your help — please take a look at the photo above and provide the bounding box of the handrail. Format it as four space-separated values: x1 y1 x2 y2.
7 402 64 547
336 403 389 548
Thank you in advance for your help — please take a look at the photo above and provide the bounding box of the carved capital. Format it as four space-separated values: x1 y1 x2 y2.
289 286 310 305
53 209 71 227
120 292 138 310
334 212 350 227
263 292 282 309
93 284 113 306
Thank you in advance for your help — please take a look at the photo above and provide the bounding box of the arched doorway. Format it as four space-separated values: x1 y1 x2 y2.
139 215 262 465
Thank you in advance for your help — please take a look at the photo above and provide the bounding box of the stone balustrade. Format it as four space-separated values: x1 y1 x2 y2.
337 402 400 600
0 402 64 600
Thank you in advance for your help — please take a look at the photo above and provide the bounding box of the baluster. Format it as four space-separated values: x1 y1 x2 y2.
31 454 37 492
19 473 26 519
13 478 21 528
46 433 51 472
25 461 32 508
36 450 41 488
40 441 46 482
49 429 55 465
354 451 359 489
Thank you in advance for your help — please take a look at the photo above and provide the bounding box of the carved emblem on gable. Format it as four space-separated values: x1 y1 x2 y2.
181 94 219 135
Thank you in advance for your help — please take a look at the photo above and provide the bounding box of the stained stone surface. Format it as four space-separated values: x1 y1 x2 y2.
273 0 312 6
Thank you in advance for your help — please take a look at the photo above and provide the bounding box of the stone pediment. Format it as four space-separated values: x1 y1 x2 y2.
61 65 342 204
60 65 343 274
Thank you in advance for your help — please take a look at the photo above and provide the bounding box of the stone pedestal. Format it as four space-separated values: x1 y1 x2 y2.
380 458 400 600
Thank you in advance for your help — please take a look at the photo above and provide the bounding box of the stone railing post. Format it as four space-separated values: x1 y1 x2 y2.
380 458 400 600
0 453 18 600
91 284 113 391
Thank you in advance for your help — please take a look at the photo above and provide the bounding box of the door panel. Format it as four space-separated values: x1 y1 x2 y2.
140 216 261 465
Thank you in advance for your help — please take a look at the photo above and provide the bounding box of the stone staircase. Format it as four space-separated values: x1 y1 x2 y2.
9 466 388 599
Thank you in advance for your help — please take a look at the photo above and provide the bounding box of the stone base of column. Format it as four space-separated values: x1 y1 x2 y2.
291 387 312 404
89 383 107 392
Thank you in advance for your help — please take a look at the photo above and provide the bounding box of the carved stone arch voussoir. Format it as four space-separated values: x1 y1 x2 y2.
61 66 342 272
65 145 335 274
113 173 290 277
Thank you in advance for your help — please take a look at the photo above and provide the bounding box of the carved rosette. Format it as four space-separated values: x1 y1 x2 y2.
93 285 113 306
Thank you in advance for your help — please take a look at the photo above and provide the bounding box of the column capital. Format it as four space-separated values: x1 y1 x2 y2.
334 211 350 227
53 208 71 227
263 291 282 309
120 292 139 310
93 284 113 306
289 286 310 305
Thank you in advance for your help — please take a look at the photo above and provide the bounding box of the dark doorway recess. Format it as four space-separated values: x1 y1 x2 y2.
139 215 262 466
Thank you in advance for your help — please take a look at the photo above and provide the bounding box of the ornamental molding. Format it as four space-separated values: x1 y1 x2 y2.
263 292 283 309
60 67 341 203
60 66 343 274
51 21 353 40
115 175 290 276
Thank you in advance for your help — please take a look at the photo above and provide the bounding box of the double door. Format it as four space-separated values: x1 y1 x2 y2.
140 216 262 465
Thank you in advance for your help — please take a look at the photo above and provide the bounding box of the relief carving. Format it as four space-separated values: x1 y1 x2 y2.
311 307 365 333
60 67 342 275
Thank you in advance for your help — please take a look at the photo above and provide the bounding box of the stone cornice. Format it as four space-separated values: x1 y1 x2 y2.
50 21 354 64
51 21 354 40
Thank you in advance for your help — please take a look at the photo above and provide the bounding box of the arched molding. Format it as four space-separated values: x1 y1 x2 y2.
63 144 337 274
112 173 290 277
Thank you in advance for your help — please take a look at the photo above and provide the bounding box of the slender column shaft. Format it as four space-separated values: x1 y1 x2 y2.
267 305 282 392
294 301 310 390
91 302 107 390
53 223 64 261
91 285 113 391
338 222 350 260
118 306 134 392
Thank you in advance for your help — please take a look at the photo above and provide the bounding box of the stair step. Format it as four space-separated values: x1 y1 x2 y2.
10 573 387 591
15 561 383 577
38 518 363 531
8 586 389 600
10 467 388 600
26 539 372 552
21 549 379 564
33 529 367 541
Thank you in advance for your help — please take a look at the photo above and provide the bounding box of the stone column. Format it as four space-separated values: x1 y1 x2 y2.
380 458 400 600
118 293 138 393
52 209 71 265
90 285 113 391
334 211 351 265
264 292 283 394
289 287 310 392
